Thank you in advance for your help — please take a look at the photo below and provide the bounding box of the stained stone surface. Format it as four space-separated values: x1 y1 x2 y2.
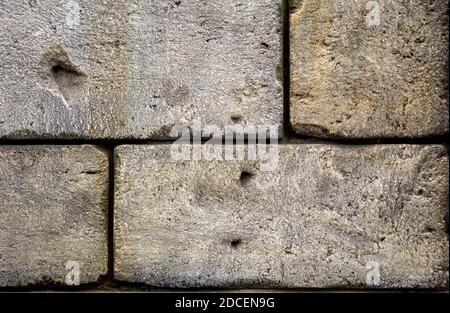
0 0 282 139
0 145 108 287
290 0 449 138
114 144 449 288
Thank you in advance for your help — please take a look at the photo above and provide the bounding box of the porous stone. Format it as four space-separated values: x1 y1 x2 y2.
114 144 449 288
0 0 282 139
290 0 449 138
0 145 108 287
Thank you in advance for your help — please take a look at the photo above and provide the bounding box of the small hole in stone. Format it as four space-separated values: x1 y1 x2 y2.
417 189 424 195
239 171 254 186
230 239 242 250
425 226 436 233
81 170 99 175
231 114 242 123
51 64 64 74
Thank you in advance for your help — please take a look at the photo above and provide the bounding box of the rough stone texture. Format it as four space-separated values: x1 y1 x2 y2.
290 0 449 138
114 144 449 288
0 145 108 287
0 0 282 139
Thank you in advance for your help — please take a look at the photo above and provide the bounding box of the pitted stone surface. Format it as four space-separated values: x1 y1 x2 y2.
0 0 282 139
290 0 449 138
114 144 449 288
0 145 108 287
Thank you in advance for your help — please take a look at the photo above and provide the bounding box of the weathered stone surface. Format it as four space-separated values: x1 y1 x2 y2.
114 144 449 288
0 145 108 287
0 0 282 139
290 0 449 138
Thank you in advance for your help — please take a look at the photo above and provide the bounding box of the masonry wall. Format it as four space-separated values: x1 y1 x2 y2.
0 0 448 291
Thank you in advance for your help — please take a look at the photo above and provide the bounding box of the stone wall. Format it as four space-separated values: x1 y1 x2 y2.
0 0 448 291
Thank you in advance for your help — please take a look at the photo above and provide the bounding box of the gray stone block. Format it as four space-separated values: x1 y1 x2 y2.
0 0 282 139
114 144 449 288
0 145 108 287
290 0 449 138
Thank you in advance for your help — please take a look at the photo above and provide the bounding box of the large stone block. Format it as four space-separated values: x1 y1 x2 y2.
290 0 449 138
0 145 108 287
0 0 282 139
114 144 449 288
